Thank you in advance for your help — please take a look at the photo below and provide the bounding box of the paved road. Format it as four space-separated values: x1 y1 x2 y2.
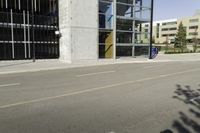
0 61 200 133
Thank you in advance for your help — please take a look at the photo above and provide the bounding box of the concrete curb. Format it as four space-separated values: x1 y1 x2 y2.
0 59 200 75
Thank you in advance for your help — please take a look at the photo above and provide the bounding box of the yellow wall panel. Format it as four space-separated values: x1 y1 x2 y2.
105 32 113 58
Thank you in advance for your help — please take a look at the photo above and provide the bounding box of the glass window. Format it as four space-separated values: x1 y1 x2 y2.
189 25 198 29
189 19 199 23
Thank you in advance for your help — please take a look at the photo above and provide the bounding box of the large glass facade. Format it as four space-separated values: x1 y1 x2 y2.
99 0 152 58
0 0 59 60
99 0 113 58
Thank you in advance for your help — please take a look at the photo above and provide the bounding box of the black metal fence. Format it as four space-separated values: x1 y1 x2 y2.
0 0 59 60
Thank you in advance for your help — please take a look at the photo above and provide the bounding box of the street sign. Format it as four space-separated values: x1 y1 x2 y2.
151 47 158 59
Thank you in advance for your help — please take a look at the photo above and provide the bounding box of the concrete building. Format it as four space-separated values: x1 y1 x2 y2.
0 0 153 62
151 16 200 44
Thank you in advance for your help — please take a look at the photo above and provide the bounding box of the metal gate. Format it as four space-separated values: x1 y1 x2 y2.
0 0 59 60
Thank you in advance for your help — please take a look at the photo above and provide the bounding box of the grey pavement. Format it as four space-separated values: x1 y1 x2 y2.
1 53 200 75
0 59 200 133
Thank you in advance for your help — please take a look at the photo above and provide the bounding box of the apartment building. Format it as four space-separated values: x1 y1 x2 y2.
0 0 153 62
152 16 200 44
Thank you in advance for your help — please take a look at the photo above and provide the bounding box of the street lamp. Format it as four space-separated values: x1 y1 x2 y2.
149 0 154 59
55 30 62 38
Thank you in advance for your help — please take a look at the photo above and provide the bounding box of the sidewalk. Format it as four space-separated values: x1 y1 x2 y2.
0 53 200 75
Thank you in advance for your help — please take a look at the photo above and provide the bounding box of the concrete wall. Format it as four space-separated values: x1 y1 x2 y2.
71 0 98 61
59 0 72 63
59 0 98 63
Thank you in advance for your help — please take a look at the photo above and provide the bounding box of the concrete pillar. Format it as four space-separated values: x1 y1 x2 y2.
59 0 98 63
113 0 117 59
59 0 72 63
70 0 98 62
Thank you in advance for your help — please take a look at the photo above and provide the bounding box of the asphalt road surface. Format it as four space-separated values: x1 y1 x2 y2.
0 61 200 133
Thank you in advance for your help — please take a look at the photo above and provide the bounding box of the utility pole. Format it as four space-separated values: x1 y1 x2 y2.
149 0 154 59
32 0 35 62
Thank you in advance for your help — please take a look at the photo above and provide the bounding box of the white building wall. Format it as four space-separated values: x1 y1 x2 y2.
71 0 98 61
59 0 98 63
59 0 72 63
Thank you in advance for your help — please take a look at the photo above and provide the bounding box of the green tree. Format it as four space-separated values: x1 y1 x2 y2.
174 22 187 52
192 28 198 52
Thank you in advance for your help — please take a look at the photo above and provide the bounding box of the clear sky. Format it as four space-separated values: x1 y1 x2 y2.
154 0 200 20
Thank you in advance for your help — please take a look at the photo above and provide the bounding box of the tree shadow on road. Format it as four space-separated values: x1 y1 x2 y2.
170 84 200 133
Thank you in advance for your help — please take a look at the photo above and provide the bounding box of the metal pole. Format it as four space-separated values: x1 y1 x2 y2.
27 11 31 58
113 0 117 60
32 0 35 62
23 10 27 59
149 0 154 59
11 9 15 59
132 0 136 57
